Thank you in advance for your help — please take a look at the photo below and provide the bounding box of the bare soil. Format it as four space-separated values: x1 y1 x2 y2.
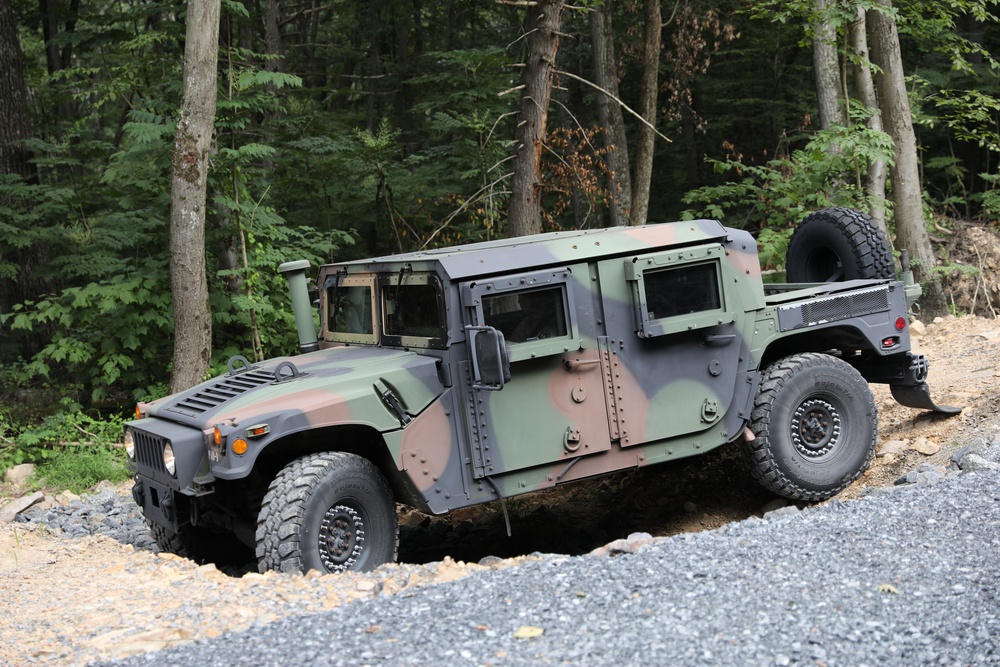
2 310 999 666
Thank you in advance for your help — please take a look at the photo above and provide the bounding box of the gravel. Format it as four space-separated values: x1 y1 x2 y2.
47 463 994 667
15 485 159 553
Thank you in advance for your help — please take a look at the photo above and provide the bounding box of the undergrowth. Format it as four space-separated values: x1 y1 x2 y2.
1 403 130 494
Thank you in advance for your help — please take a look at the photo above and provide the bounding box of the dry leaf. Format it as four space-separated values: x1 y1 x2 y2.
877 583 900 595
513 626 544 639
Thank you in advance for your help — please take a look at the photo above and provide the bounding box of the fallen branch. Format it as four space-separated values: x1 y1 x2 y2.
555 69 672 144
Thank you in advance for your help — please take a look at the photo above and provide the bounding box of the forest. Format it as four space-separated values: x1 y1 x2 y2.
1 0 999 479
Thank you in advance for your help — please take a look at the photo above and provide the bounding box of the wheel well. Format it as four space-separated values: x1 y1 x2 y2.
759 325 876 369
250 425 418 511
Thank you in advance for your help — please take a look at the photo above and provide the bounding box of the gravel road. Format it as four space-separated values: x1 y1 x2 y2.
92 466 1000 667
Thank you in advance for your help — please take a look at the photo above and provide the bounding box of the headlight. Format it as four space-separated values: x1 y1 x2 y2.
163 442 176 476
124 429 135 460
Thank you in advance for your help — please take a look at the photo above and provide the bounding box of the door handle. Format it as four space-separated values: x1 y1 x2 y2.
703 333 736 345
564 358 601 372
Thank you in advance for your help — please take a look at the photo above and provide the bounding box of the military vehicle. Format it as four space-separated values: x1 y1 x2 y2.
125 208 959 574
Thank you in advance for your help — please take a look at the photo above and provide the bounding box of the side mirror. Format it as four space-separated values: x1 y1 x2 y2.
467 326 511 391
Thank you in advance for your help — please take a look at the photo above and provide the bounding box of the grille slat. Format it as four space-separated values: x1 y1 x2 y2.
134 430 166 474
166 370 275 417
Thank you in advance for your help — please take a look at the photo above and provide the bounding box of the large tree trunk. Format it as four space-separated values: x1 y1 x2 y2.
590 5 632 226
0 0 33 179
630 0 661 225
849 7 887 234
507 0 565 238
169 0 220 393
813 0 845 129
868 0 945 315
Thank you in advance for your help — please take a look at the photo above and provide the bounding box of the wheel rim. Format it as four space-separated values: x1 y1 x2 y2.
319 504 366 572
791 398 841 458
805 248 844 282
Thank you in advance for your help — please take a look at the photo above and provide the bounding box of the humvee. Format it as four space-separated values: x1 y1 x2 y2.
125 208 958 573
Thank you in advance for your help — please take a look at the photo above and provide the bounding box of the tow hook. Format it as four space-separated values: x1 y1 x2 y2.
131 479 145 508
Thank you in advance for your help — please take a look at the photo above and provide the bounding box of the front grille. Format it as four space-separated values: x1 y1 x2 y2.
133 428 167 474
165 370 276 417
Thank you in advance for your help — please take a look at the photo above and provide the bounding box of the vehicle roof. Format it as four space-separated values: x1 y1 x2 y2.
330 219 734 281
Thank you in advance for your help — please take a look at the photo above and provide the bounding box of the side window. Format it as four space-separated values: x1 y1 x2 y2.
483 287 568 343
461 267 579 361
626 244 734 338
644 263 721 320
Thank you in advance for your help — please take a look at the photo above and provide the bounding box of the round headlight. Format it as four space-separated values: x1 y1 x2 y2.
124 429 135 460
163 442 176 476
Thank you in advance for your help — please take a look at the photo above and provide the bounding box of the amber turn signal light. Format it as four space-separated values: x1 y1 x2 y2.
232 438 248 456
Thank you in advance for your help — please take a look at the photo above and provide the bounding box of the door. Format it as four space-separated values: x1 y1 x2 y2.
460 267 612 478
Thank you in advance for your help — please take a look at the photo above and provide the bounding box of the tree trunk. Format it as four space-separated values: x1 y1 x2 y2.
264 0 284 73
507 0 565 238
813 0 845 130
849 7 887 234
867 0 945 315
0 0 34 179
589 5 632 226
365 0 379 132
630 0 661 225
169 0 220 393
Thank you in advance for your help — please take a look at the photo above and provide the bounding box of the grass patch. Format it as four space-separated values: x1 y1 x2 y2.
32 444 131 494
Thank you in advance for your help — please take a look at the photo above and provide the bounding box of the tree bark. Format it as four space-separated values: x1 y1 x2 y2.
813 0 845 129
589 5 632 226
0 0 34 179
169 0 220 392
868 0 945 315
630 0 661 225
507 0 565 238
849 7 887 233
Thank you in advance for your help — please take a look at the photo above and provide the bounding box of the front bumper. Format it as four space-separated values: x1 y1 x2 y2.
131 477 183 530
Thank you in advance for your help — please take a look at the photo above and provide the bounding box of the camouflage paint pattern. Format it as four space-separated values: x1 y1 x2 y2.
127 219 926 525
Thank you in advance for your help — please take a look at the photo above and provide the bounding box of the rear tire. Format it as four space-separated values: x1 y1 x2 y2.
743 353 877 501
786 208 894 282
256 452 398 574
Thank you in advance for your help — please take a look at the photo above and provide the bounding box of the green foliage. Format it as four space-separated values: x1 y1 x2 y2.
1 407 130 493
681 124 895 231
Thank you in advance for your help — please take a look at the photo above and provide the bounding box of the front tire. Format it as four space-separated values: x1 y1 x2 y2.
744 353 877 501
256 452 398 574
148 521 253 566
785 207 894 282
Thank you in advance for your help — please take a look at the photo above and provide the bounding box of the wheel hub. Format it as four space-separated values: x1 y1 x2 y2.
319 504 366 572
791 398 840 457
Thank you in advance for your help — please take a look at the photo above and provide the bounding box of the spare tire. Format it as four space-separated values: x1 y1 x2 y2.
785 208 894 282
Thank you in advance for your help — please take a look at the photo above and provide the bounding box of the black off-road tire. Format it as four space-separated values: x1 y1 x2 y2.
786 208 894 282
255 452 398 574
743 352 877 501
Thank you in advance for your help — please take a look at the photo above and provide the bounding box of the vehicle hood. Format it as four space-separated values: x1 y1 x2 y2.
144 346 444 433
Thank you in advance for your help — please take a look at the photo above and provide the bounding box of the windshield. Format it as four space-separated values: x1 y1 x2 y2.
326 275 378 344
381 272 447 348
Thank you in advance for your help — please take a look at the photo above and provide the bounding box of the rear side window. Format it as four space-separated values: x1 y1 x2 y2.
643 263 721 319
625 243 734 337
